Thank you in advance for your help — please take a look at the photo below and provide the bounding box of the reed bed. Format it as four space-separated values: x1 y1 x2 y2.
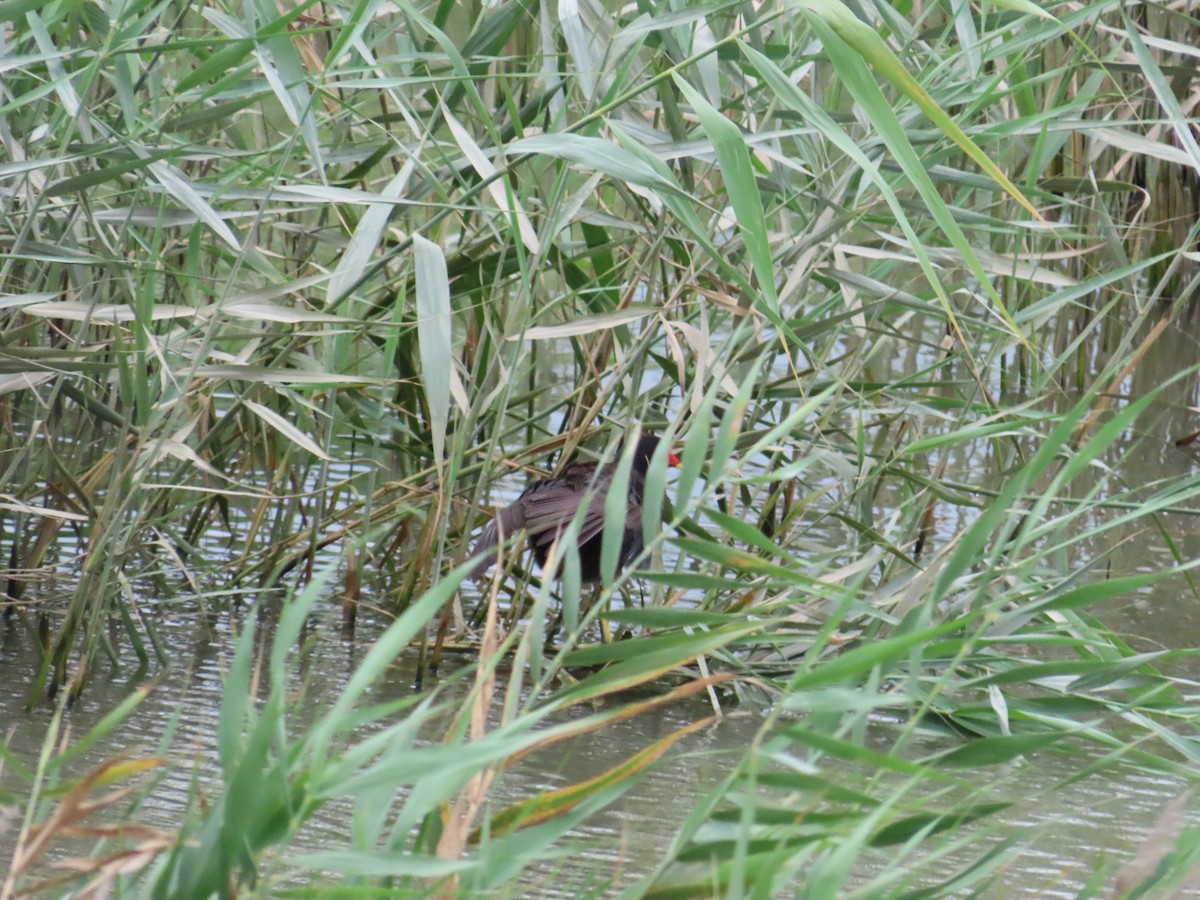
2 0 1200 896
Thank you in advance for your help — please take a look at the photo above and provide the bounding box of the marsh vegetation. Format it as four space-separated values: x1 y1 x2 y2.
3 0 1200 896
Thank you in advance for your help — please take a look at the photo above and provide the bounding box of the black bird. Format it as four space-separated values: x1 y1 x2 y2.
473 434 681 583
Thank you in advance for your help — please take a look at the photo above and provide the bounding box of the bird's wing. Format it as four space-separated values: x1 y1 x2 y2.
520 480 604 549
523 462 639 550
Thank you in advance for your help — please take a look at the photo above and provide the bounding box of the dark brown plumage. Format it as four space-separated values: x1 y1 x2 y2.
472 434 681 583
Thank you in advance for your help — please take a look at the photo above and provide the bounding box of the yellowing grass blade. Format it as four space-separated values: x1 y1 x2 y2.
480 715 718 839
800 0 1050 225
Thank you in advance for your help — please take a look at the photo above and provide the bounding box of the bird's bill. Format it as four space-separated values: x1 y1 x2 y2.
667 451 682 467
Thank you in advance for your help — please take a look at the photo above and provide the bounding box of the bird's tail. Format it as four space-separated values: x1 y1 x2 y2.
470 502 523 580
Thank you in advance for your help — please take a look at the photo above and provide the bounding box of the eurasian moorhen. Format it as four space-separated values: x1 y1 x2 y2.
472 434 681 583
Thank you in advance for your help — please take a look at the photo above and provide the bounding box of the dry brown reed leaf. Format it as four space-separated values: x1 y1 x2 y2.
432 587 503 898
2 756 166 900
